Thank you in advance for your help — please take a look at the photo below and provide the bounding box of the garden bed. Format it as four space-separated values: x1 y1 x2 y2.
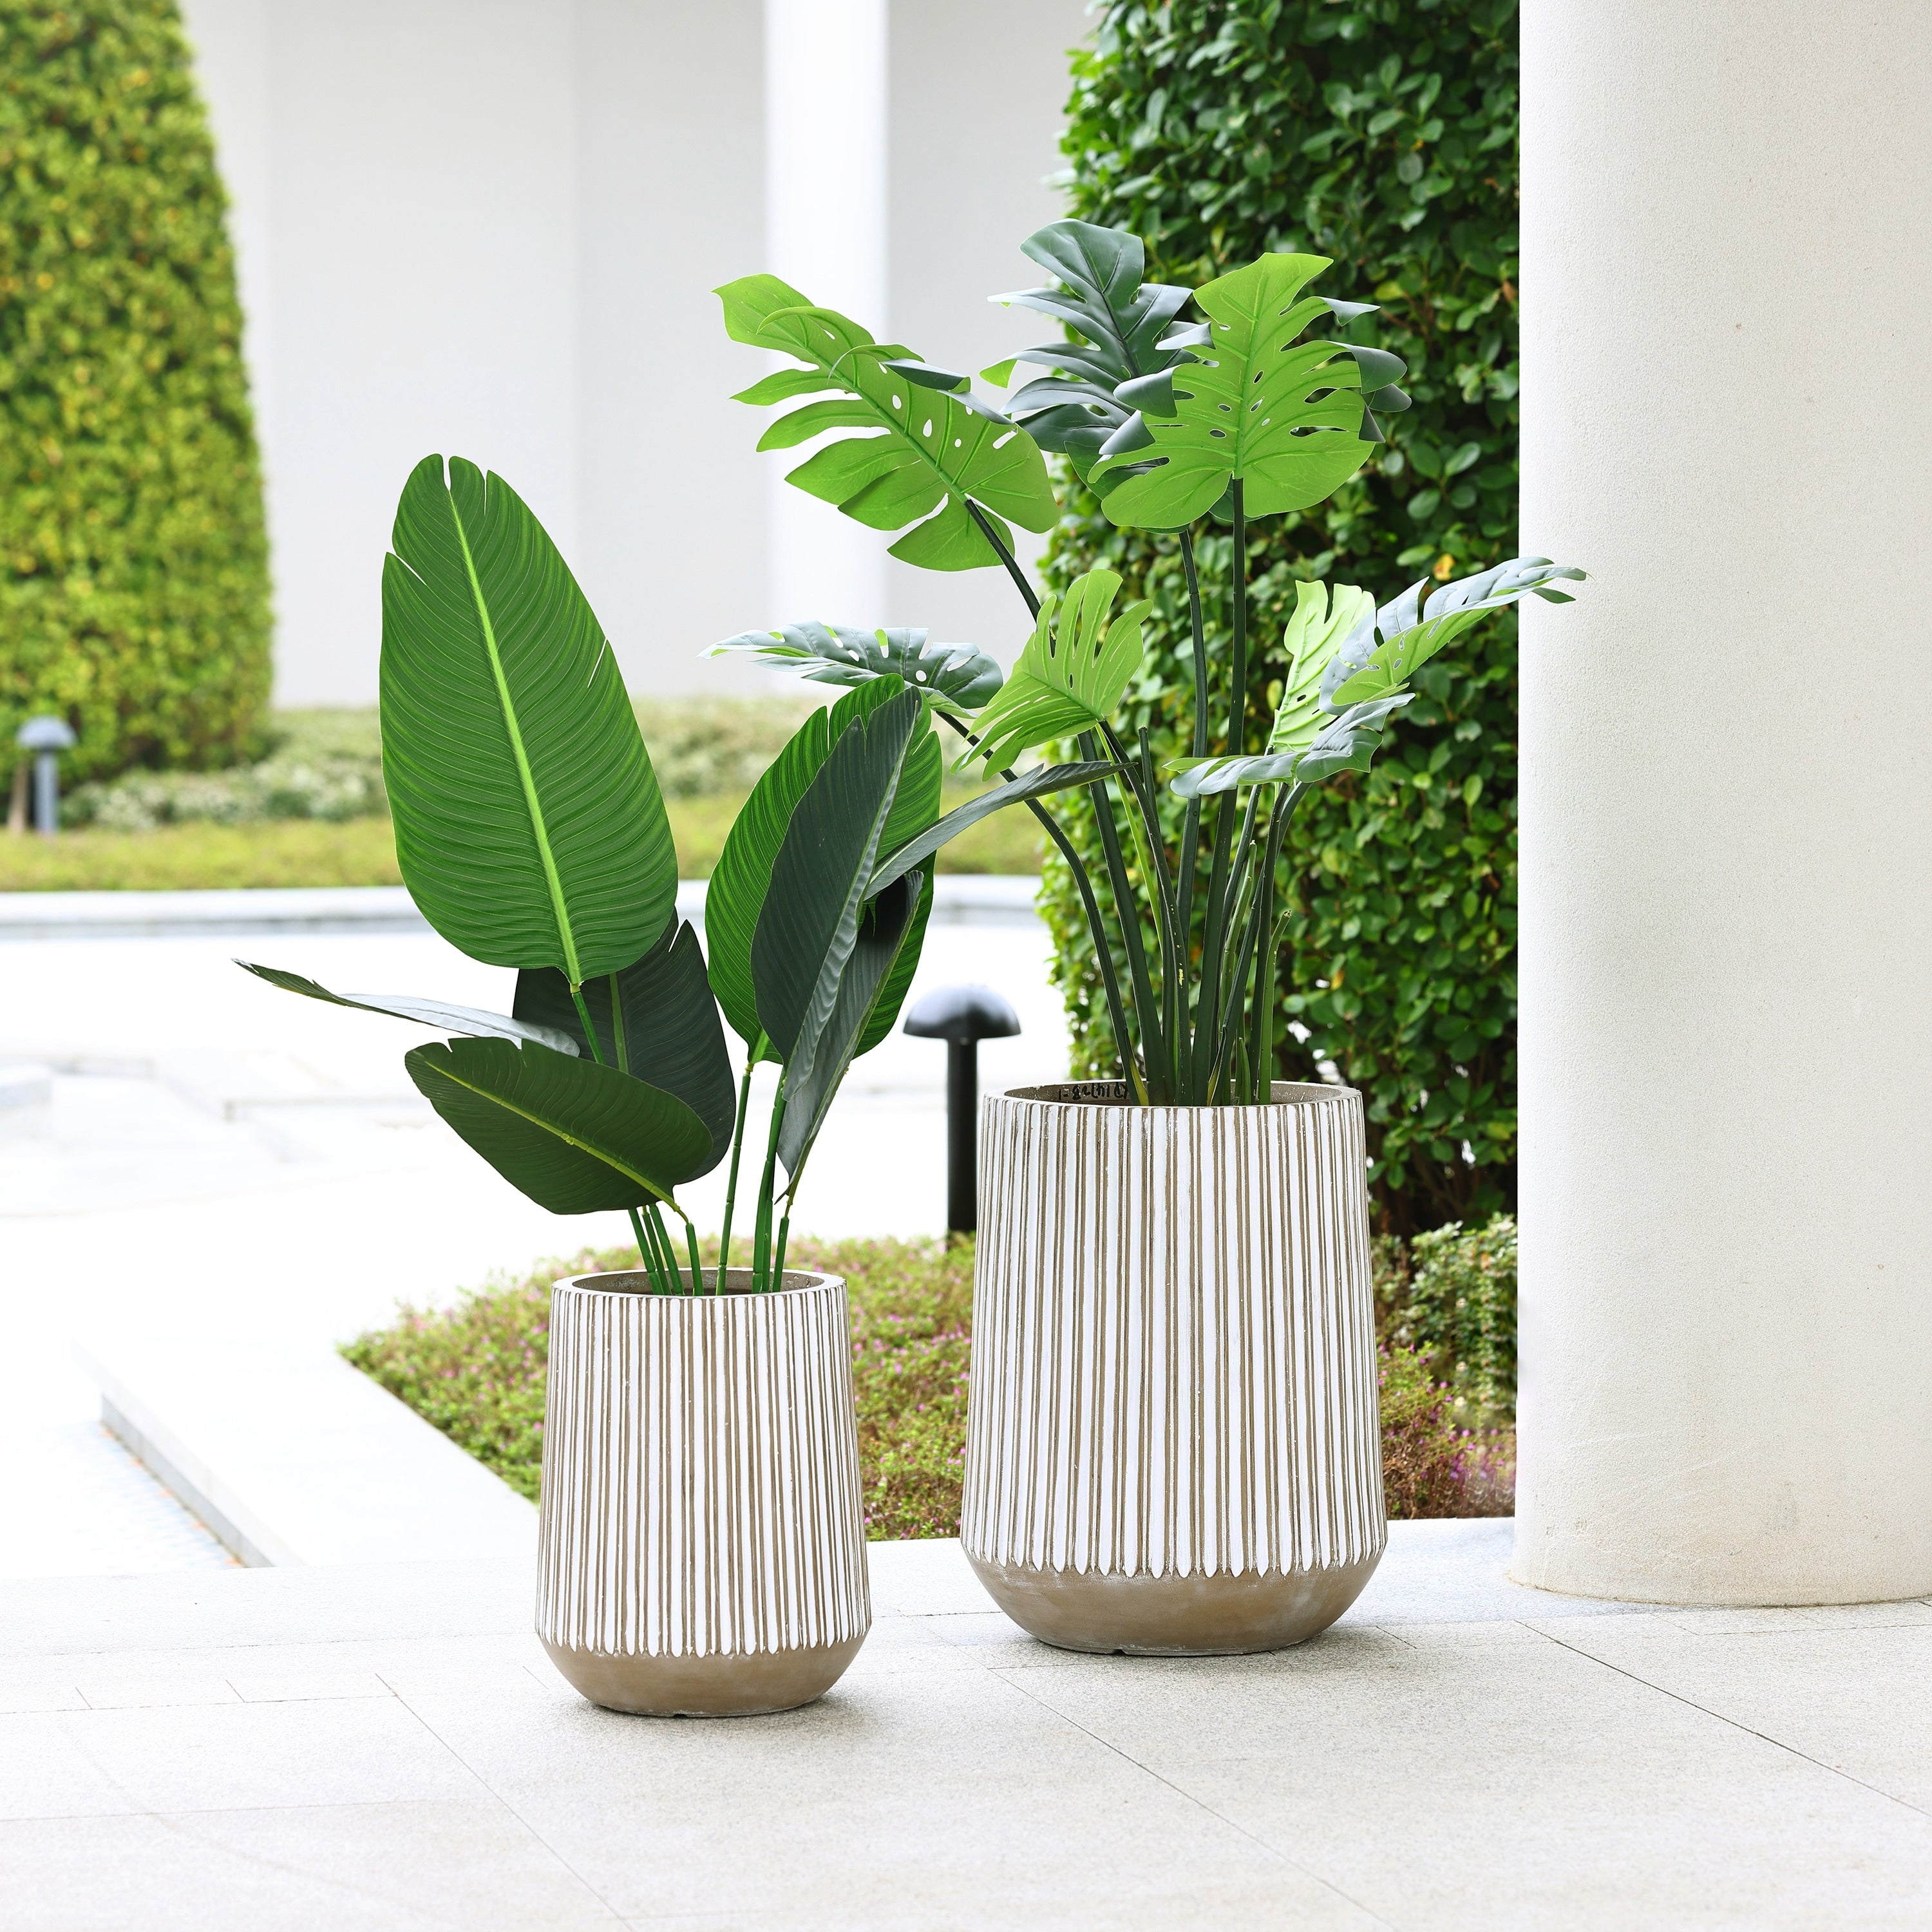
343 1235 1512 1537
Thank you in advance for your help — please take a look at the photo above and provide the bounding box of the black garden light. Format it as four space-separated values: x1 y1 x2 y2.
14 716 77 838
903 983 1020 1239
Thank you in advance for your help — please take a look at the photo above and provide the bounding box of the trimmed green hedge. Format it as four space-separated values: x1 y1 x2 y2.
1041 0 1520 1235
0 0 270 783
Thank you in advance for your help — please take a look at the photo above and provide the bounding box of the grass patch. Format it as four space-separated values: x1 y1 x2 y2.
343 1234 1509 1538
5 786 1041 891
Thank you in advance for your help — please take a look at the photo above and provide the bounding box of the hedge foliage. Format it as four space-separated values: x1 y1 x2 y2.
0 0 270 782
1039 0 1520 1234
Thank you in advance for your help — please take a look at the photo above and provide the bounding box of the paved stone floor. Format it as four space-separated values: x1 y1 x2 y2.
0 913 1066 1578
4 1526 1930 1931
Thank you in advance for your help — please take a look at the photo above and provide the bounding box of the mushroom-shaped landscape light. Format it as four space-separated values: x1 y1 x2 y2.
15 716 77 838
904 984 1021 1238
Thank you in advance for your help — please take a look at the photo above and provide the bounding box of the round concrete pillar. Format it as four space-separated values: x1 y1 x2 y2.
1517 1 1932 1604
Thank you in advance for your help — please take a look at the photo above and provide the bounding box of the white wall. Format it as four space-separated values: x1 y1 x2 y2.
178 0 1086 706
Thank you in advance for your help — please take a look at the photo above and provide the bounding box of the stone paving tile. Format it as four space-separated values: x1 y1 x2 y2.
40 1694 486 1815
0 1801 622 1932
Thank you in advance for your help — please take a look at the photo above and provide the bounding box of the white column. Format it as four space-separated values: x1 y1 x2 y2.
1517 1 1932 1604
761 0 889 632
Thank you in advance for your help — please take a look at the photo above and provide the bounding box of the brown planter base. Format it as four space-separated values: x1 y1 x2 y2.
542 1634 865 1717
967 1552 1383 1656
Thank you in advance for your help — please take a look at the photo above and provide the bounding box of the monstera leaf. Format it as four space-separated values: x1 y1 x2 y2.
708 679 939 1060
989 220 1195 478
751 690 926 1173
1171 695 1416 799
707 621 1003 712
381 457 677 983
513 921 736 1174
717 276 1055 571
1323 558 1588 709
404 1038 713 1215
1092 255 1399 531
967 570 1151 774
234 962 580 1056
1261 580 1376 770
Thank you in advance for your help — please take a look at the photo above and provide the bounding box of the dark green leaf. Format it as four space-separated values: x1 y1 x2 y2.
753 688 923 1070
706 680 937 1057
380 457 677 981
405 1038 712 1213
513 920 735 1174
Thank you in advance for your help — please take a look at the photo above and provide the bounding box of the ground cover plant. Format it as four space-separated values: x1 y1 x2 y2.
1 0 271 781
1038 0 1526 1234
345 1231 1509 1530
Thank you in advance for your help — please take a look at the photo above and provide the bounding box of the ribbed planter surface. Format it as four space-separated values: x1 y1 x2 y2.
963 1082 1385 1654
536 1269 870 1716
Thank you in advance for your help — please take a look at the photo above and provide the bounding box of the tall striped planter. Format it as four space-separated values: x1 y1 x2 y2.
536 1270 870 1716
963 1083 1385 1654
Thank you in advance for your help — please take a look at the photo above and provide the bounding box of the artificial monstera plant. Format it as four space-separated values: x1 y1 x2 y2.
240 457 1110 1293
711 219 1582 1106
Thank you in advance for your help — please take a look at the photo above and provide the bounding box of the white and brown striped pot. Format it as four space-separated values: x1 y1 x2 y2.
963 1081 1385 1655
536 1268 870 1716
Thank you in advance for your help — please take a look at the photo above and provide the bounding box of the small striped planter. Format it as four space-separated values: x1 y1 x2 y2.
536 1269 870 1716
963 1082 1385 1655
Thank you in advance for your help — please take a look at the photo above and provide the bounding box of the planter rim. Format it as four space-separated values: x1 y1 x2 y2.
991 1078 1358 1115
553 1267 843 1303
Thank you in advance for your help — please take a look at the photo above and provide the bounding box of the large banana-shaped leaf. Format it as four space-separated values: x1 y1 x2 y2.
718 276 1056 571
775 870 922 1175
381 457 677 982
708 679 939 1058
1092 256 1394 531
405 1038 712 1214
707 621 1003 712
751 690 924 1171
966 570 1151 773
512 921 735 1174
1323 558 1589 709
235 961 578 1055
1170 694 1415 799
990 220 1194 478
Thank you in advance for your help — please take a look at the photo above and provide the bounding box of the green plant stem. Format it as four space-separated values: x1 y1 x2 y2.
686 1218 707 1296
717 1039 761 1269
750 1074 786 1291
935 708 1142 1099
1101 716 1182 1094
1175 527 1209 1084
1245 788 1301 1103
965 498 1042 620
1078 727 1168 1101
774 1213 791 1286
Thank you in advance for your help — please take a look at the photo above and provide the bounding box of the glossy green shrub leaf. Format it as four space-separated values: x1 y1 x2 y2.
380 457 677 982
512 921 735 1173
1041 0 1524 1233
236 961 576 1055
717 275 1055 571
0 8 270 782
405 1038 712 1214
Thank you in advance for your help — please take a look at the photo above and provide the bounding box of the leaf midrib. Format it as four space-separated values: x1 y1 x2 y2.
443 483 582 985
426 1055 676 1206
